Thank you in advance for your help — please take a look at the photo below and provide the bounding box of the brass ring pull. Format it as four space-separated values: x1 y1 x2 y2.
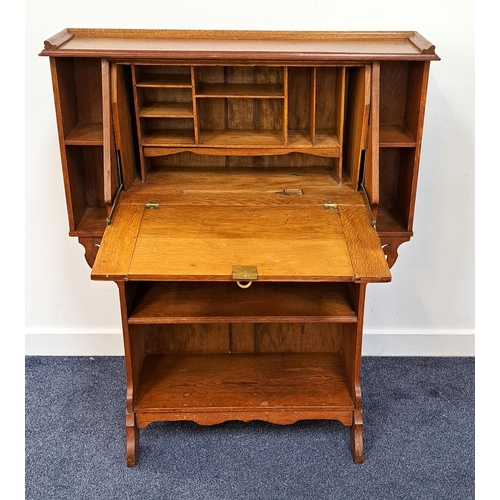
237 280 253 289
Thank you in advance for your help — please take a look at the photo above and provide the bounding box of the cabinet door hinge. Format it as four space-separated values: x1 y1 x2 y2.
145 200 160 210
323 201 338 210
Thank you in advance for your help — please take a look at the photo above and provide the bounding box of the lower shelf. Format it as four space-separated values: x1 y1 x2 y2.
128 282 357 324
134 352 354 428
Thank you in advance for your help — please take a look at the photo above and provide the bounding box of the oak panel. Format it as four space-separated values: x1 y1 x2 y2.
126 205 354 281
338 204 391 282
137 324 230 354
91 203 145 280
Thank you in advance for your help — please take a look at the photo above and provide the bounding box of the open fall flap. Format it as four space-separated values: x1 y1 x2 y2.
91 198 390 283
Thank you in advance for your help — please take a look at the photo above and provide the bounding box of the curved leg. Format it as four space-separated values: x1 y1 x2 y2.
350 410 364 464
126 412 139 467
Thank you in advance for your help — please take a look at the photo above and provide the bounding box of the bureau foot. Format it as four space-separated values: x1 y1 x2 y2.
350 410 364 464
126 412 139 467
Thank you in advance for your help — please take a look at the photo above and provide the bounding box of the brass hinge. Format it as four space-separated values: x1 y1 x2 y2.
145 200 160 210
323 201 338 210
359 185 377 228
232 265 258 281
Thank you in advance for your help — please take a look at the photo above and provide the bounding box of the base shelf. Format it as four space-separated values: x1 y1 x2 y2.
134 352 355 427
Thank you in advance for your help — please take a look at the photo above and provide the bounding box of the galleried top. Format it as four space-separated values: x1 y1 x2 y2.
40 29 439 62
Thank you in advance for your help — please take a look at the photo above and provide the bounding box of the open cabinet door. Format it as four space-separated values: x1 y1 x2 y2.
343 65 371 187
363 62 380 224
102 59 121 222
111 63 139 190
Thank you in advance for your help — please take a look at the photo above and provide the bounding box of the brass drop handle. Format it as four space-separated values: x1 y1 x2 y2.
236 280 253 289
232 265 257 289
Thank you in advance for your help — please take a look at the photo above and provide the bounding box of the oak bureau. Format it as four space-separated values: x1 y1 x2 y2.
40 29 439 466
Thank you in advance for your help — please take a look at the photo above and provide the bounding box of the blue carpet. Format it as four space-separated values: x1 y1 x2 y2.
25 356 474 499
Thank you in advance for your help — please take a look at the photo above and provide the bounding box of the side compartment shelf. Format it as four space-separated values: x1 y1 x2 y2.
51 57 107 236
376 61 430 236
373 61 431 266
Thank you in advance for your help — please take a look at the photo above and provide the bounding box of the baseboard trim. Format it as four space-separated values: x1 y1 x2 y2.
25 329 125 356
362 330 475 356
25 329 475 356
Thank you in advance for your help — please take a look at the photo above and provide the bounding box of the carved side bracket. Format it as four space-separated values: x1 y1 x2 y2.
379 236 411 268
78 237 102 268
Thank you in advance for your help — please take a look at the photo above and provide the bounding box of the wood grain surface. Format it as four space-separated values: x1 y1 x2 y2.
91 204 144 280
134 352 354 425
92 166 390 282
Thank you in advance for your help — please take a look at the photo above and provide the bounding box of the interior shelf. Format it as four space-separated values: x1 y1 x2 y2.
199 129 283 147
70 207 107 236
197 130 340 149
65 123 103 145
142 130 341 155
288 130 340 150
135 74 192 88
128 282 357 324
138 102 194 118
142 130 196 146
379 124 416 147
134 352 355 416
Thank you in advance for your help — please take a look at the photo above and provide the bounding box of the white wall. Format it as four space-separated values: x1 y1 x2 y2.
24 0 475 355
